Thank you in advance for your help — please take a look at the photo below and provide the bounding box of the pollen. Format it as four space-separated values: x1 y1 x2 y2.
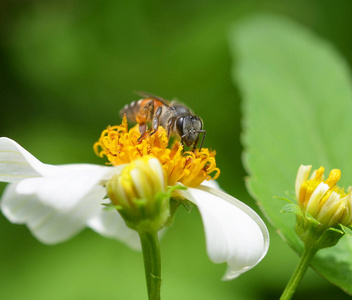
94 116 220 188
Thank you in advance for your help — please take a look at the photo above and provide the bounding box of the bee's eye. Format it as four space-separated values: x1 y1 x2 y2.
176 117 184 136
192 116 202 130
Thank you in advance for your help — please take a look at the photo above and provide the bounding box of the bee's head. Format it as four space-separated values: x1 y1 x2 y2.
176 116 203 148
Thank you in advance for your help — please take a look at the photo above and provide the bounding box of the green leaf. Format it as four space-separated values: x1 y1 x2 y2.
230 14 352 294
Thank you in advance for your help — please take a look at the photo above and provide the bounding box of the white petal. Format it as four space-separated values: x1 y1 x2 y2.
316 191 340 219
306 182 329 216
87 208 141 250
0 137 55 182
0 137 116 184
200 180 221 190
295 165 312 199
15 164 116 211
0 138 140 247
178 184 269 280
1 183 105 244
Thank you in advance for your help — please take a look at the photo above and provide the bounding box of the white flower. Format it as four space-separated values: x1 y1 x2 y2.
0 137 269 280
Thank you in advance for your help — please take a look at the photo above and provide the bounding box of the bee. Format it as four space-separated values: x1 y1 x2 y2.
120 92 206 150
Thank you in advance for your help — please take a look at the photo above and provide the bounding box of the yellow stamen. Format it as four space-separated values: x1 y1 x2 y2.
310 166 324 182
325 169 341 188
94 116 220 188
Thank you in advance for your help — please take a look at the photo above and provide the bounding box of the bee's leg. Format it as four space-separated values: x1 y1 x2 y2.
136 100 154 141
146 100 155 120
197 130 207 151
166 117 176 137
150 106 162 136
137 123 148 142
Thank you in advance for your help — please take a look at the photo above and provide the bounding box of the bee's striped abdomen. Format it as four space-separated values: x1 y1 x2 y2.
119 100 143 121
120 98 165 123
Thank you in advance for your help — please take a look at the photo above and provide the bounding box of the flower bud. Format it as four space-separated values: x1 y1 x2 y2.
106 156 170 232
294 165 352 248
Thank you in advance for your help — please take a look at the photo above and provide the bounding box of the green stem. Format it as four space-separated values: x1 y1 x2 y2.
280 246 317 300
139 231 162 300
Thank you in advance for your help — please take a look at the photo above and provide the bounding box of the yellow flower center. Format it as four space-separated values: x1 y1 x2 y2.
93 116 220 187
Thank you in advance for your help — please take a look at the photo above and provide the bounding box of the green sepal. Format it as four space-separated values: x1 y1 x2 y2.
305 213 320 226
167 185 187 193
274 195 294 204
164 196 192 228
102 203 123 211
281 204 302 215
180 199 192 213
273 191 297 204
171 195 193 213
164 198 182 228
134 198 148 205
328 227 344 235
152 185 187 207
295 215 344 249
120 186 187 232
162 185 191 227
339 224 352 236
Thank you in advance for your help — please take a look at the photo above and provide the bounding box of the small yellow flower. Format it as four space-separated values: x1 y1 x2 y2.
94 116 220 188
295 165 352 229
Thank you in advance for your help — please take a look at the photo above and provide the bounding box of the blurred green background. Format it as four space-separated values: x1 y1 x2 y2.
1 1 352 299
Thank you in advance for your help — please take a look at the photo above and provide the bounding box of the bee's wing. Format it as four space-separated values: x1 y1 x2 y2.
134 91 171 107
